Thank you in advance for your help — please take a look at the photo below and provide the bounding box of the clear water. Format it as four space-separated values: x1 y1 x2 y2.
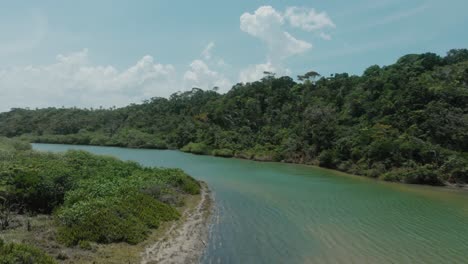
33 144 468 264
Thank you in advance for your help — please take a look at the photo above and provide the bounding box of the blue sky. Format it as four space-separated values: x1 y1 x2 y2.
0 0 467 111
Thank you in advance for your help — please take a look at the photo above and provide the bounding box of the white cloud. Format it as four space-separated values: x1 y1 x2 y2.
282 32 312 57
201 42 215 60
239 62 291 83
200 42 229 68
320 32 332 41
284 7 335 32
0 43 236 112
183 59 231 92
0 49 179 111
240 6 312 62
240 6 284 38
183 41 232 93
239 5 334 83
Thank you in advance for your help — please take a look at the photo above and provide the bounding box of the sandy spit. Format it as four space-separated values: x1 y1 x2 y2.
141 182 213 264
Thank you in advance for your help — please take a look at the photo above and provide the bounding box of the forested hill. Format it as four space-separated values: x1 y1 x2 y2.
1 49 467 185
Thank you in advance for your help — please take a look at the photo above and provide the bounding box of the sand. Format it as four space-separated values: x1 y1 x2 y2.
141 183 212 264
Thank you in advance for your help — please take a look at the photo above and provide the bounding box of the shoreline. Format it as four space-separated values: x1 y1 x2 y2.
31 142 468 191
141 182 213 264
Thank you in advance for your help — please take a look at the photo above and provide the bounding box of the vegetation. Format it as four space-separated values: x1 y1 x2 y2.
0 137 201 260
0 49 467 185
0 239 56 264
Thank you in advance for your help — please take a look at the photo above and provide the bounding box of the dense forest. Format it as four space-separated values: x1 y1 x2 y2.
0 49 467 185
0 137 200 262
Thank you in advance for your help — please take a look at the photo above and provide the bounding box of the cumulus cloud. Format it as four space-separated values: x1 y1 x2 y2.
0 43 237 112
239 62 291 83
284 7 335 32
182 41 232 92
0 40 239 112
183 59 231 91
240 6 312 62
239 5 334 83
240 6 284 37
0 49 179 111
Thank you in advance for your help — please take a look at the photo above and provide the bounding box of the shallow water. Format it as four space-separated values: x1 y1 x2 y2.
33 144 468 264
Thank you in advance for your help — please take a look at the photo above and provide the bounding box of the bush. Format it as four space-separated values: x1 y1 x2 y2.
0 137 31 152
150 168 201 195
380 171 402 182
212 148 234 158
440 155 468 183
247 145 277 162
234 151 253 160
0 239 56 264
402 166 443 185
365 162 387 178
52 159 196 246
112 129 167 149
181 142 211 155
318 150 337 168
89 134 112 146
381 166 443 185
57 192 179 246
78 240 92 250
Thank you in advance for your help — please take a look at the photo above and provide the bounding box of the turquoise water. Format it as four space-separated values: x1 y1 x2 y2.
33 144 468 264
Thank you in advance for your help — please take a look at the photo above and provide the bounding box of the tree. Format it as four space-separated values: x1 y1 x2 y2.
444 49 468 64
298 70 321 82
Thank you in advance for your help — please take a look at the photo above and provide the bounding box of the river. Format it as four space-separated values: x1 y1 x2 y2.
33 144 468 264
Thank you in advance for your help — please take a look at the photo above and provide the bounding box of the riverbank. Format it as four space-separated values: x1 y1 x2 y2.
0 182 213 264
142 182 212 264
28 140 468 190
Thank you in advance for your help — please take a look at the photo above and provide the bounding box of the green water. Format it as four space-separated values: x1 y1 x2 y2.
33 144 468 264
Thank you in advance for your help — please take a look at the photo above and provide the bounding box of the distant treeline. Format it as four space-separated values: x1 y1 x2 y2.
1 49 467 185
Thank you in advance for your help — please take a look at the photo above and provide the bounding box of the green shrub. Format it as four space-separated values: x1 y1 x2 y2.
0 239 56 264
57 192 179 246
212 148 234 158
380 171 401 182
150 168 201 195
247 145 277 162
78 240 92 250
0 137 31 152
234 151 253 160
89 134 112 146
318 150 337 168
365 162 387 178
439 155 468 183
181 142 211 155
112 129 167 149
401 166 443 185
381 166 443 185
53 161 194 246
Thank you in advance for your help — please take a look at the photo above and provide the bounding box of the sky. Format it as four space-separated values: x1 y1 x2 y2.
0 0 467 112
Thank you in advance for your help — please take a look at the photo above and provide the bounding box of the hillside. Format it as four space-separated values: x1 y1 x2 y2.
1 49 467 185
